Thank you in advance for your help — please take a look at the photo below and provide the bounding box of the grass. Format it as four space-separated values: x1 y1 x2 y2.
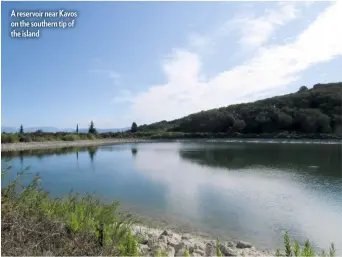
1 166 140 256
275 232 336 257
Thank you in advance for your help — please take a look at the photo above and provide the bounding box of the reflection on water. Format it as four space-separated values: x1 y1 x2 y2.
131 148 138 156
1 141 342 253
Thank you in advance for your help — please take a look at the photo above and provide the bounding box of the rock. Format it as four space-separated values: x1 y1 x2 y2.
152 242 168 253
161 229 174 237
220 244 236 256
175 248 188 257
193 242 206 251
148 235 159 248
166 245 176 257
181 234 192 240
205 242 216 256
138 244 150 255
236 241 252 249
191 249 206 256
159 235 168 244
227 241 236 248
175 240 194 252
167 235 181 247
136 232 149 244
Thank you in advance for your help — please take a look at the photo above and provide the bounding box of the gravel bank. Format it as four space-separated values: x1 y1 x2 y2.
131 225 275 257
1 139 150 152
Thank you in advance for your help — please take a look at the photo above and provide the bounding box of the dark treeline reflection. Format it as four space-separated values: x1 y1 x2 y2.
2 146 99 162
131 148 138 156
179 143 342 177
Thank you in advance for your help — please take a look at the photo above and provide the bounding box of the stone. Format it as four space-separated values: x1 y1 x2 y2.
220 244 236 256
166 245 176 257
138 244 150 255
159 235 169 244
161 229 174 237
136 232 149 244
167 236 181 247
152 242 168 253
181 234 192 240
227 241 236 248
191 249 206 256
205 242 216 256
148 235 159 248
193 242 206 251
175 240 194 252
236 241 252 249
175 248 188 257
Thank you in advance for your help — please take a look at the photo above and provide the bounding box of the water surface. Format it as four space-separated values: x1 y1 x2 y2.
2 141 342 252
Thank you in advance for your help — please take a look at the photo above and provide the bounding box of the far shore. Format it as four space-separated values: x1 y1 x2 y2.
2 137 342 152
0 138 151 152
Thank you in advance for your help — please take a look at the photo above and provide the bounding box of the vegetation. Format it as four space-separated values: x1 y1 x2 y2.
19 124 24 134
137 82 342 136
131 122 138 133
1 167 140 256
88 121 98 134
216 238 223 257
275 232 336 257
2 83 341 143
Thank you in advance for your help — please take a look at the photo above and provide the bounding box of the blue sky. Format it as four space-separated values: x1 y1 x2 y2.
2 1 342 129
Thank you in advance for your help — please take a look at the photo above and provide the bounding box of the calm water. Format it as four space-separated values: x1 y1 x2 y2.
2 141 342 252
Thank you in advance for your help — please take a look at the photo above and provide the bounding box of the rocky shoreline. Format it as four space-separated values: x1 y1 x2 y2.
0 139 150 152
131 225 275 257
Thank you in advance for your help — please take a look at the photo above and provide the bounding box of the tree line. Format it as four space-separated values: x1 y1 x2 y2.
137 82 342 135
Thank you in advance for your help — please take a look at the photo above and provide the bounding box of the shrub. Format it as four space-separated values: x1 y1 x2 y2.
1 167 140 256
1 133 20 143
278 232 336 257
62 134 80 141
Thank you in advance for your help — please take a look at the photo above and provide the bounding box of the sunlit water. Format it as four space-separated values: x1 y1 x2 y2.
2 141 342 252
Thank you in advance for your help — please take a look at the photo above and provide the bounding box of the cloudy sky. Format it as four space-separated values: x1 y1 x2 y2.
2 1 342 129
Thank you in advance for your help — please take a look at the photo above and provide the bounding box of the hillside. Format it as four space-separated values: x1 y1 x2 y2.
138 82 342 135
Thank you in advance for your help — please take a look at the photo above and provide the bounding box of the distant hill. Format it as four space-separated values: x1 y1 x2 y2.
1 126 130 133
138 82 342 135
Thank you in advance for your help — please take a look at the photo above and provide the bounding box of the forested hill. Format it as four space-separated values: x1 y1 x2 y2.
138 82 342 135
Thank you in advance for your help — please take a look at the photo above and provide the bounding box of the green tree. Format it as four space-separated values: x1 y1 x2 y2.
232 119 246 132
88 121 97 134
298 86 308 93
19 124 24 134
131 122 138 133
76 124 79 134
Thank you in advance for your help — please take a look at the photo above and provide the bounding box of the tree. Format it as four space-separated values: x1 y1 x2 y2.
131 122 138 133
298 86 308 93
232 119 246 132
88 121 97 134
277 112 293 129
19 124 24 134
76 124 79 134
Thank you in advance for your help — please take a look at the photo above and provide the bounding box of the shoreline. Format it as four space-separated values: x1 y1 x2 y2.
130 224 275 257
2 137 341 152
0 138 151 152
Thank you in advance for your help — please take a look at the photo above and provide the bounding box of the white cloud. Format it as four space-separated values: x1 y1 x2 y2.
116 2 342 126
187 33 213 53
231 2 300 47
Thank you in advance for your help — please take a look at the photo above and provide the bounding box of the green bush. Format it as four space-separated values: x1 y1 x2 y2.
1 133 20 143
62 134 81 141
1 167 140 256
